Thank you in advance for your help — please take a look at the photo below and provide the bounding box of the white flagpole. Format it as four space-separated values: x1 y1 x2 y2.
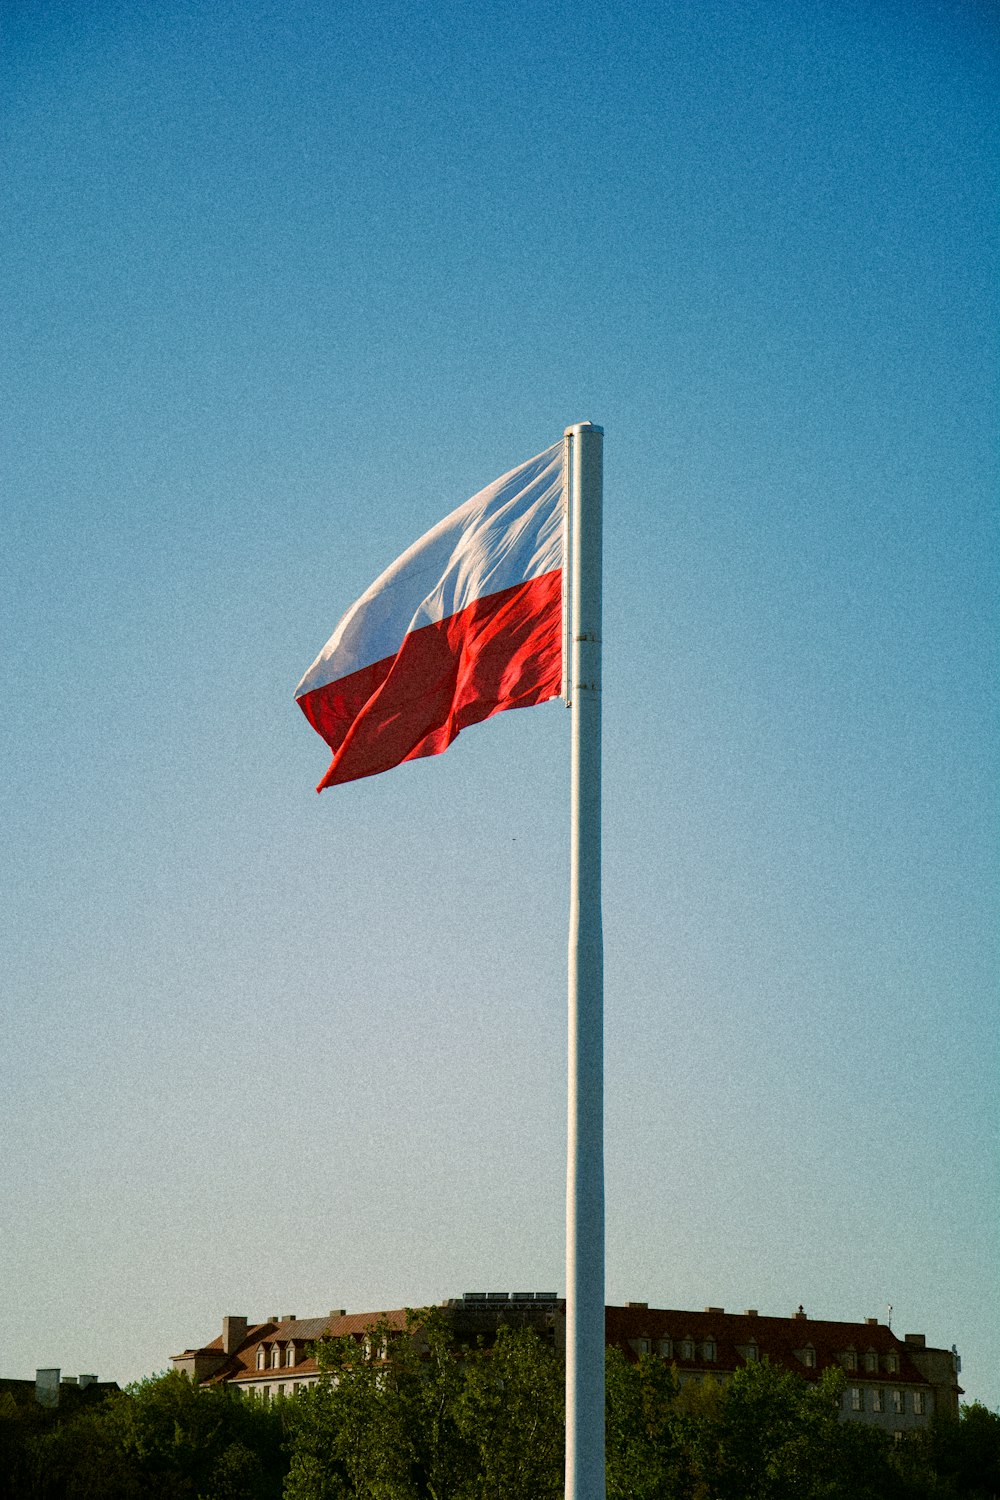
564 421 605 1500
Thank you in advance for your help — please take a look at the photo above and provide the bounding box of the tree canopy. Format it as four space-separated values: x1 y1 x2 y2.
1 1324 996 1500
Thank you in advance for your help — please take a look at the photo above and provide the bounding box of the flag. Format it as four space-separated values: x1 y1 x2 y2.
295 442 564 790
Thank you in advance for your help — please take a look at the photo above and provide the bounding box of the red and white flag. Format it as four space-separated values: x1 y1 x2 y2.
295 443 564 790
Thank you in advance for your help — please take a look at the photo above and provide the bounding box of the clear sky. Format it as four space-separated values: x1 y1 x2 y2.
2 0 997 1411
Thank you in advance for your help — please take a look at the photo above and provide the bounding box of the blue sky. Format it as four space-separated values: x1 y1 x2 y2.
2 0 997 1409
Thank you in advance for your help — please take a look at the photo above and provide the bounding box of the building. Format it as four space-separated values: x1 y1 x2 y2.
173 1310 404 1400
171 1294 560 1402
602 1303 962 1434
172 1295 962 1434
0 1370 119 1413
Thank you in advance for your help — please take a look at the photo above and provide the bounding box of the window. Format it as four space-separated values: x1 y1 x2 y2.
914 1392 926 1416
257 1349 266 1371
844 1350 857 1371
873 1388 885 1413
886 1353 898 1374
849 1387 863 1412
279 1384 286 1397
659 1338 672 1359
892 1390 904 1415
271 1347 280 1369
680 1340 694 1360
703 1340 716 1362
865 1350 878 1373
636 1338 650 1355
802 1347 816 1369
745 1344 758 1363
286 1345 296 1368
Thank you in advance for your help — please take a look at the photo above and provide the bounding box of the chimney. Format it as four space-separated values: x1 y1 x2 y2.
78 1375 97 1389
283 1314 297 1323
704 1307 724 1315
744 1309 758 1317
904 1333 926 1348
794 1306 807 1320
626 1302 648 1309
329 1309 346 1319
865 1317 879 1326
222 1316 248 1355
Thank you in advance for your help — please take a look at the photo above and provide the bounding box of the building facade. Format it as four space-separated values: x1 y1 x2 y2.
599 1302 962 1435
171 1294 560 1402
172 1295 962 1434
0 1370 118 1412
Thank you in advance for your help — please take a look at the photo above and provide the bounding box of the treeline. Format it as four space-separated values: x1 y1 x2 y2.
2 1312 997 1500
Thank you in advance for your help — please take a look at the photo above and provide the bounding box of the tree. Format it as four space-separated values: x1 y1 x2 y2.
604 1347 710 1500
703 1360 866 1500
107 1370 287 1500
6 1371 287 1500
455 1324 563 1500
284 1310 472 1500
917 1402 1000 1500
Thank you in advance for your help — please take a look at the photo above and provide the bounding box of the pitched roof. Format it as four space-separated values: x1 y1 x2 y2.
174 1301 955 1398
193 1309 413 1385
604 1306 931 1385
171 1321 276 1361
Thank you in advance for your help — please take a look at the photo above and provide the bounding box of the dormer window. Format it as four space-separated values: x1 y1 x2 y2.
886 1353 898 1374
703 1340 716 1362
865 1350 877 1373
271 1346 281 1369
257 1348 266 1371
286 1344 296 1368
680 1339 694 1360
802 1346 816 1368
844 1350 857 1371
745 1343 758 1363
659 1338 672 1359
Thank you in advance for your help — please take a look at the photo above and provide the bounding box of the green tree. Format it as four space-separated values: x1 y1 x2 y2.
705 1359 960 1500
915 1402 1000 1500
110 1370 287 1500
284 1310 471 1500
0 1391 45 1500
604 1347 709 1500
5 1388 141 1500
282 1314 1000 1500
284 1337 402 1500
455 1324 563 1500
705 1360 849 1500
13 1371 287 1500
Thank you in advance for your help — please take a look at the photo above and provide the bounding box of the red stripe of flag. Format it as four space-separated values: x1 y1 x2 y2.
297 569 562 789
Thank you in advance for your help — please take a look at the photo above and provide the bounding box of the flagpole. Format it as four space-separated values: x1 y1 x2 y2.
565 421 605 1500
